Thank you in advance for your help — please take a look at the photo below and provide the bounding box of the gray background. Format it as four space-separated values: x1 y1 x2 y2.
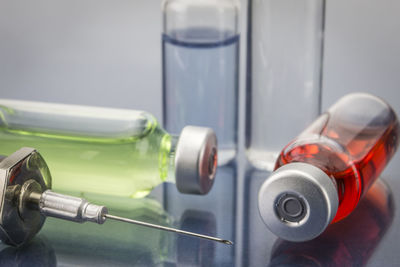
1 0 399 117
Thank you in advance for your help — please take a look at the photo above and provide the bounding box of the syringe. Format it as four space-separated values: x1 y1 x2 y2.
0 147 232 247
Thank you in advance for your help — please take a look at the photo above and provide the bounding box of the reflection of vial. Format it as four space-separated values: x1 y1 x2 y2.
0 237 57 266
258 93 399 241
177 210 217 267
0 99 217 200
269 180 394 266
246 0 325 170
41 197 173 266
162 0 240 165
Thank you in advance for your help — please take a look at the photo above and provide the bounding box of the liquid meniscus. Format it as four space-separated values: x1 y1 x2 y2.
162 27 239 165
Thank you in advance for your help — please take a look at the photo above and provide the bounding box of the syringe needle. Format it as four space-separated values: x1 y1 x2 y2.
28 188 232 245
104 214 233 245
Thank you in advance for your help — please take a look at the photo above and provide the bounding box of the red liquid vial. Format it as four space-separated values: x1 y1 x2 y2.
258 93 399 242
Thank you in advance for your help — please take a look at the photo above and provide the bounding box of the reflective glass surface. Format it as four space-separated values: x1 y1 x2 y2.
1 156 399 266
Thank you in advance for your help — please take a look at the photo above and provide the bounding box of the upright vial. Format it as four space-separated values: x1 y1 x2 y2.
246 0 325 170
258 93 399 241
0 99 218 201
162 0 240 165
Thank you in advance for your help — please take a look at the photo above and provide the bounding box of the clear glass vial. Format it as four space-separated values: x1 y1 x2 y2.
0 99 218 200
162 0 240 165
246 0 325 170
258 93 399 241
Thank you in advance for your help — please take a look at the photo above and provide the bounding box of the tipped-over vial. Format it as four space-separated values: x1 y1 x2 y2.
258 93 399 241
0 99 218 200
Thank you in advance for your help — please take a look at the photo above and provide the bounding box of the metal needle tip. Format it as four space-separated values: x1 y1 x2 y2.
222 240 234 245
104 214 233 245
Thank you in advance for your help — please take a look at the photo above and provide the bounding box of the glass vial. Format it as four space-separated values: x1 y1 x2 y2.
258 93 399 241
246 0 325 170
0 99 218 201
162 0 240 165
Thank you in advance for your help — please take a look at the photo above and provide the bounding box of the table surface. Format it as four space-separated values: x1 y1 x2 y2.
1 154 399 267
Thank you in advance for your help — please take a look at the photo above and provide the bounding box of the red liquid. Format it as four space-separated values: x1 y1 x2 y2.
275 94 399 223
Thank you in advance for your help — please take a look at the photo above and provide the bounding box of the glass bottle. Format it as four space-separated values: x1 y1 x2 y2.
246 0 325 170
0 99 218 200
162 0 240 165
258 93 399 241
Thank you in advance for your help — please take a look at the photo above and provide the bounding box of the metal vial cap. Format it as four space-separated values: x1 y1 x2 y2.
258 162 339 242
175 126 218 195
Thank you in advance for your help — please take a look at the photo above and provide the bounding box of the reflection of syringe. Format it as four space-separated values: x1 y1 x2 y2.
0 147 233 247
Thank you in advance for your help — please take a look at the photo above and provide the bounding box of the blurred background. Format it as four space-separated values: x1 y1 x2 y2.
0 0 399 117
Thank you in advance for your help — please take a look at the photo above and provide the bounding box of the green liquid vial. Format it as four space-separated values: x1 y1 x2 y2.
0 99 218 199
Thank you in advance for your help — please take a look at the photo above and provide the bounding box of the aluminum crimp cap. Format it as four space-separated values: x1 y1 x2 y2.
175 126 218 195
258 162 339 242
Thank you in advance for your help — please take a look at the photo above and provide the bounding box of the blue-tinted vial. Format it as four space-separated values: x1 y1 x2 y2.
162 0 240 165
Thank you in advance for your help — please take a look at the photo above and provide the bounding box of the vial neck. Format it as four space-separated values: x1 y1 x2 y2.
159 134 179 184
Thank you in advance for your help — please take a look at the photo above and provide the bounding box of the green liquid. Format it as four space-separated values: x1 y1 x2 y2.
0 100 175 199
